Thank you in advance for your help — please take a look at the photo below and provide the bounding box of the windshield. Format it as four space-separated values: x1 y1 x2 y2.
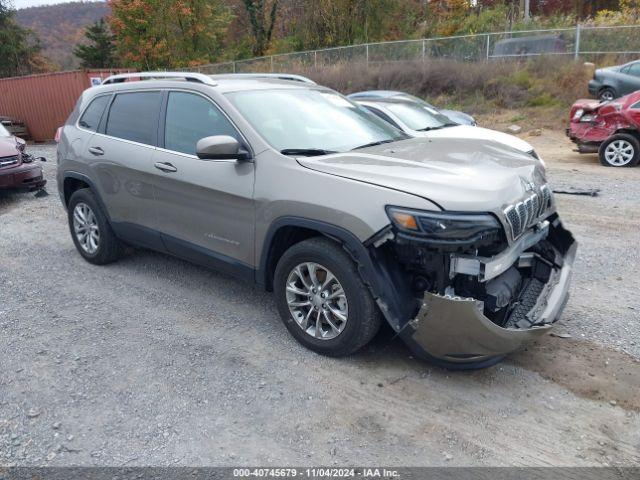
384 102 455 131
0 123 11 137
226 89 406 153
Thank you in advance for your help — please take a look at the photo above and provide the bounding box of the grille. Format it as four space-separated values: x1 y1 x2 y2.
0 155 19 168
504 184 552 240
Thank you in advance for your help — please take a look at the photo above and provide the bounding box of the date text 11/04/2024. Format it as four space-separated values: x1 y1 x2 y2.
232 468 400 478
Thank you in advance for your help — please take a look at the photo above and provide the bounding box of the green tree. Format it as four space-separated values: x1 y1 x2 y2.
241 0 278 56
0 0 49 78
109 0 233 69
74 18 116 68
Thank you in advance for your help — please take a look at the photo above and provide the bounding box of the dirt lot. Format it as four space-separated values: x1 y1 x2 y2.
1 130 639 467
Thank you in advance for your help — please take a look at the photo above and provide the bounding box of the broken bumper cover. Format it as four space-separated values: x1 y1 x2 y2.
399 231 577 367
0 163 46 190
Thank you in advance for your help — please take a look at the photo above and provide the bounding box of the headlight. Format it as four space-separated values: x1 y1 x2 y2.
386 207 502 243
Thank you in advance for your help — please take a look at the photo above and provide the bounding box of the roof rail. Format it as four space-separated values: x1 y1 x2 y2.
101 72 217 86
209 73 316 84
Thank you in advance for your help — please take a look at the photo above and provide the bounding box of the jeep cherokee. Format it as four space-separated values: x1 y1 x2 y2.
56 72 577 368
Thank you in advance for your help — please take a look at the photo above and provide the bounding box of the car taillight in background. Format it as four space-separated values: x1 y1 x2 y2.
579 114 597 123
54 127 62 143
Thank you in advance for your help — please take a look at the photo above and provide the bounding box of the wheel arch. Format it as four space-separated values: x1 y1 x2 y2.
614 127 640 140
62 172 110 220
257 217 415 331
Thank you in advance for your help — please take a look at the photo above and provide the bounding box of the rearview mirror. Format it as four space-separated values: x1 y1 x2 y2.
196 135 250 161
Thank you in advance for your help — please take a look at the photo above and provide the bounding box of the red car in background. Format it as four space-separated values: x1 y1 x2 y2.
568 90 640 167
0 122 46 191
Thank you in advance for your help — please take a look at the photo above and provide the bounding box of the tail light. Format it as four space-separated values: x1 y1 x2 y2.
54 127 62 143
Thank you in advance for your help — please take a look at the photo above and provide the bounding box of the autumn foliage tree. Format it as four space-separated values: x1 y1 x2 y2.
108 0 232 69
0 0 51 77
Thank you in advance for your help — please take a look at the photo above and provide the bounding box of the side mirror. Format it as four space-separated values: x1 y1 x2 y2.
196 135 250 161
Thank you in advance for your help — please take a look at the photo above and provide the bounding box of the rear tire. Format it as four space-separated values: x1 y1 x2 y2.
598 87 616 102
273 237 382 357
598 87 618 102
598 133 640 167
68 188 123 265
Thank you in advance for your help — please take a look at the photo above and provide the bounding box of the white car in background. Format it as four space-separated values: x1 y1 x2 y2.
351 94 543 163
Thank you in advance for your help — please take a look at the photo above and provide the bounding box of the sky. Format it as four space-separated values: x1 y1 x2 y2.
12 0 103 9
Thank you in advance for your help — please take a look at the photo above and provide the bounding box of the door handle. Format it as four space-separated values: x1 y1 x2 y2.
88 146 104 156
154 162 177 173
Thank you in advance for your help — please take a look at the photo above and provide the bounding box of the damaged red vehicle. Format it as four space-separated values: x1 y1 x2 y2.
0 122 46 191
568 91 640 167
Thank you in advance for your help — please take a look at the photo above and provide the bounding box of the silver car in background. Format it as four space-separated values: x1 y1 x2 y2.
352 94 544 163
588 60 640 102
348 90 477 126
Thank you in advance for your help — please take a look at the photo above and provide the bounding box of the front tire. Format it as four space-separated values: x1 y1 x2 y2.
598 133 640 167
68 188 123 264
273 237 382 357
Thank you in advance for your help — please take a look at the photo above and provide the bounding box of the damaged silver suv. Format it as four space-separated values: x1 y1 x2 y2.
57 72 577 368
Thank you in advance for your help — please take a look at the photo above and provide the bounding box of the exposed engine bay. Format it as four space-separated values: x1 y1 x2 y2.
368 209 577 366
388 213 573 328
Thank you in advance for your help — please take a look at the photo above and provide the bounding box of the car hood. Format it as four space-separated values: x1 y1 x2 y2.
416 125 534 154
297 137 546 212
0 135 19 157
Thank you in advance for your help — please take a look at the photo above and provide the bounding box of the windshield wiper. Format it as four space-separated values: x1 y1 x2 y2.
351 139 396 150
280 148 337 157
417 125 449 132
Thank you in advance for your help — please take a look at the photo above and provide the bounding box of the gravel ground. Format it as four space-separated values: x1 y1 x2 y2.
1 135 639 467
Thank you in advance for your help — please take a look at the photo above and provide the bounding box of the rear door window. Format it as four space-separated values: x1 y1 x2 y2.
164 91 240 155
106 91 162 146
78 95 111 132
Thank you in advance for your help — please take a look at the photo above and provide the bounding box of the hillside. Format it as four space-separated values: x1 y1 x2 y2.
15 1 110 71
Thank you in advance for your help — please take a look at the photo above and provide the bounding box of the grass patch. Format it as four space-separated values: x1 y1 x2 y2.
298 56 591 122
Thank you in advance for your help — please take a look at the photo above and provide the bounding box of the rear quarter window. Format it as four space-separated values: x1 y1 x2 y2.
105 91 162 146
78 95 111 132
627 62 640 77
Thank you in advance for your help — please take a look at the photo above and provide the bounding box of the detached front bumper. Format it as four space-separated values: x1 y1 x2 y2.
399 220 577 367
0 163 46 190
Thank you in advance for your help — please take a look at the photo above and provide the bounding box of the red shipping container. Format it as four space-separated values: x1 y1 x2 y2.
0 69 133 142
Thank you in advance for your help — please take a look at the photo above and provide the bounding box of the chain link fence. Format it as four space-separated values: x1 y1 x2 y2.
194 25 640 75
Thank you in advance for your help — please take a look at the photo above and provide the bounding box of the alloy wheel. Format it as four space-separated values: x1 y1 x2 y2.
600 90 615 102
285 262 348 340
72 202 100 254
604 139 635 166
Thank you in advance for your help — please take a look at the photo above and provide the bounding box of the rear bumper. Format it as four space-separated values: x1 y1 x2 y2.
400 223 577 366
566 123 609 151
0 163 46 190
588 80 601 97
